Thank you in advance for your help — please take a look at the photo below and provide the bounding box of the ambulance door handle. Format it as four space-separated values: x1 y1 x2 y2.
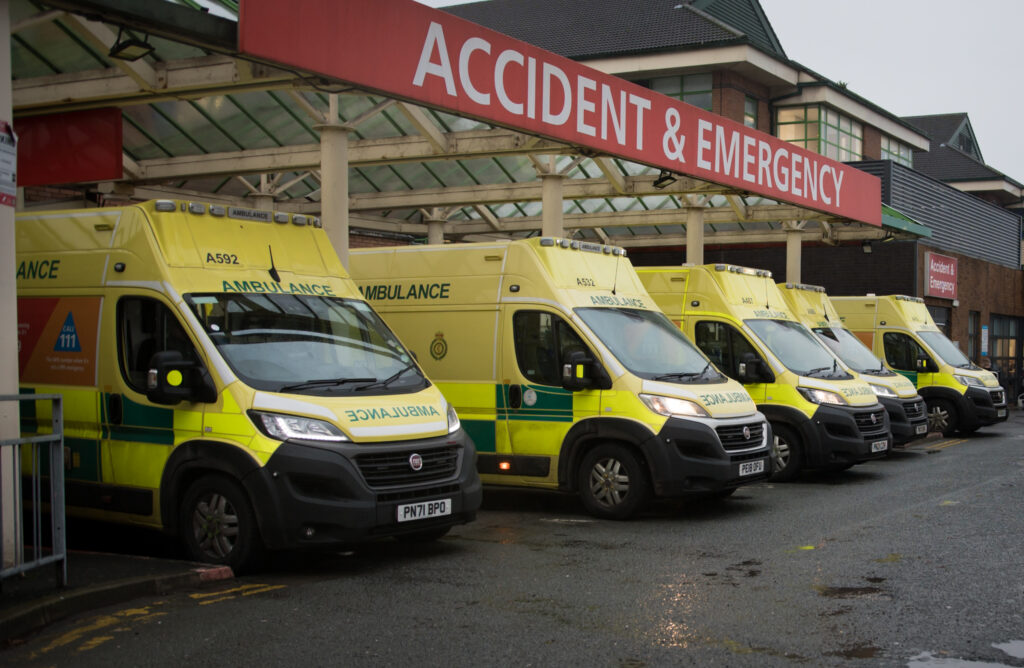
107 393 123 425
508 384 522 409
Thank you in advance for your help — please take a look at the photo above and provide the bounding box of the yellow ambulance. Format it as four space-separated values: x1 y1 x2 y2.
638 265 890 481
15 199 481 572
349 239 771 519
777 283 928 446
831 295 1008 436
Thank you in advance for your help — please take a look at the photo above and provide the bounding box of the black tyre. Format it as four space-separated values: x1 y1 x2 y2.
180 474 265 574
927 398 958 437
770 423 803 482
578 443 651 520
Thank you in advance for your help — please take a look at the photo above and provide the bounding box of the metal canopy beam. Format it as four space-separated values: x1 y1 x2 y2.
39 0 237 53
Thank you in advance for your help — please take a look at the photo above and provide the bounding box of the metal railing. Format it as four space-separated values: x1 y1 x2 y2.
0 393 66 590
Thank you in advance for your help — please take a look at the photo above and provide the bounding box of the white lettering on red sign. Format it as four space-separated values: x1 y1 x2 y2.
239 0 882 224
925 252 957 299
414 22 652 151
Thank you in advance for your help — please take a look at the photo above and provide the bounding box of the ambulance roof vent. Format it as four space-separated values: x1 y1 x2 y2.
209 205 226 217
274 212 289 224
312 217 322 228
539 238 555 246
786 282 825 292
154 200 176 212
187 202 206 215
716 264 770 278
292 215 308 226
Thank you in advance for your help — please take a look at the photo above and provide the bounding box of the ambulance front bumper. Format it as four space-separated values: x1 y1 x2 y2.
961 385 1009 429
802 403 891 467
647 414 772 496
242 429 482 550
881 395 929 446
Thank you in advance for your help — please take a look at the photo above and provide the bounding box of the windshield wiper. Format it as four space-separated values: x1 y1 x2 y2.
654 361 715 382
279 377 376 393
355 363 418 391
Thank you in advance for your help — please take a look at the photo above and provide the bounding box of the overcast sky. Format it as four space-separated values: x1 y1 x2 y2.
416 0 1024 184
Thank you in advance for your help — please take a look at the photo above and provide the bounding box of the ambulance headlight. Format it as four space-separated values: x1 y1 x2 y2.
869 383 897 398
446 403 461 434
954 374 983 388
250 411 349 443
640 394 710 418
797 387 848 406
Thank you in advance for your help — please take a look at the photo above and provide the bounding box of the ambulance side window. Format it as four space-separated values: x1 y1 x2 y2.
694 321 759 380
118 297 199 392
513 311 587 386
883 332 926 372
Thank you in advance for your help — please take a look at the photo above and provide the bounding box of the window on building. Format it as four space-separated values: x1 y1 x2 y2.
744 97 758 128
775 105 862 161
881 135 914 167
649 73 713 111
927 305 952 338
967 310 980 361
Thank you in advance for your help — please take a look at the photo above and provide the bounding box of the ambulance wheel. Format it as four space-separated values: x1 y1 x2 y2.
578 444 650 520
180 474 264 573
770 424 803 482
927 398 958 436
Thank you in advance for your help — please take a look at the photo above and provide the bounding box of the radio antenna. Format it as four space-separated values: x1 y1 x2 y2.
611 251 620 295
268 245 281 283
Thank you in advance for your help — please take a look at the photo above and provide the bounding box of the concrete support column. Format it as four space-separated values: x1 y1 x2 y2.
316 95 352 269
785 224 803 284
1 0 20 568
685 207 705 265
249 192 275 212
426 217 445 245
541 173 565 238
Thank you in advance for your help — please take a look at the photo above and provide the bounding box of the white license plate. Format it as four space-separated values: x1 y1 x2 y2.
738 459 765 477
397 498 452 523
871 439 889 453
915 424 929 435
998 408 1007 418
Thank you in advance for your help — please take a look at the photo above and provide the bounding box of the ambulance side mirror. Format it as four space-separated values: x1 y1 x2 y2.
146 351 217 405
561 349 612 392
916 355 938 373
738 352 773 383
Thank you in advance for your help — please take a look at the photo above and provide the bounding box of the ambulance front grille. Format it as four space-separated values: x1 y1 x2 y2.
715 422 765 452
854 408 888 436
904 399 926 420
355 446 459 488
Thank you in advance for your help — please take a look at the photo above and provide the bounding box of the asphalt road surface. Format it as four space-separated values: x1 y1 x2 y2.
5 421 1024 667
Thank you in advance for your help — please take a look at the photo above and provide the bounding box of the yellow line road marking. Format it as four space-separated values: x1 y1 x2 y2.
189 584 276 600
928 438 968 451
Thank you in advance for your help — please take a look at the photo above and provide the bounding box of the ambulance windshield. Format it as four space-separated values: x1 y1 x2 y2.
814 326 892 375
186 293 427 395
577 307 724 383
746 319 852 379
918 331 973 368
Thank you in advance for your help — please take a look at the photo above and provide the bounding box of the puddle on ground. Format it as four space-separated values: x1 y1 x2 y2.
827 644 881 659
813 584 885 599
